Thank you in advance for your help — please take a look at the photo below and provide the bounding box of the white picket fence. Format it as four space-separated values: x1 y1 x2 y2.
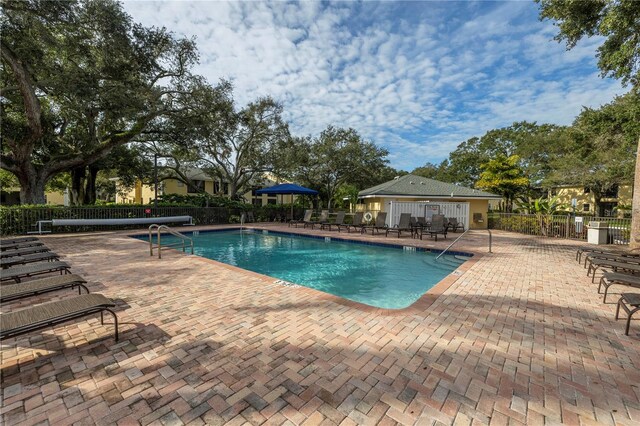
387 201 470 229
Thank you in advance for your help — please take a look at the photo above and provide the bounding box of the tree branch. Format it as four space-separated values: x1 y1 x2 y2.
0 41 43 149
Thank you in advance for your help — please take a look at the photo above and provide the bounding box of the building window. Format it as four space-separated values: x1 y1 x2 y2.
223 183 229 194
188 180 205 194
583 204 590 212
267 198 277 205
214 181 220 193
602 185 619 198
583 187 590 194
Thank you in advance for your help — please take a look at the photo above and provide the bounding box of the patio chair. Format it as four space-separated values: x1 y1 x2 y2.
615 293 640 336
449 218 465 232
1 240 45 252
1 245 51 258
338 212 364 233
0 293 119 342
598 271 640 303
419 215 448 241
587 258 640 283
0 237 39 245
321 211 345 231
1 274 89 303
0 251 60 269
386 213 413 238
289 209 312 228
362 212 388 235
0 261 71 283
306 210 329 229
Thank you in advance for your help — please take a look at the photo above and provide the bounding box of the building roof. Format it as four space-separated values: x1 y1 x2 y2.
358 174 501 199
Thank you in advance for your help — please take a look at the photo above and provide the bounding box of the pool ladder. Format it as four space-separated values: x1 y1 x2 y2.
149 224 194 259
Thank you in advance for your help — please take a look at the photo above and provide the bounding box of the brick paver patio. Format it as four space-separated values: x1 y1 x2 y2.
1 225 639 425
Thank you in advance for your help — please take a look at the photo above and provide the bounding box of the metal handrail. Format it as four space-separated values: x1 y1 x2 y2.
435 228 493 260
435 229 469 260
149 224 194 259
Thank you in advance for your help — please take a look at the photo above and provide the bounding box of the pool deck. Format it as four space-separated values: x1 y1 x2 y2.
1 224 639 425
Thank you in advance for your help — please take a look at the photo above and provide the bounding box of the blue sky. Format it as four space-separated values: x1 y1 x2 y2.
123 0 625 171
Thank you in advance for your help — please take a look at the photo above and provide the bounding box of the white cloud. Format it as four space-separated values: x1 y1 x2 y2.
122 0 625 171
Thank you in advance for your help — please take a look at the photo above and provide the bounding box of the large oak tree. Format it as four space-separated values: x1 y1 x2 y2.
1 0 198 203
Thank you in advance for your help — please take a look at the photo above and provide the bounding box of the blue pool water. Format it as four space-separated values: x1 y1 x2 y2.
142 230 469 309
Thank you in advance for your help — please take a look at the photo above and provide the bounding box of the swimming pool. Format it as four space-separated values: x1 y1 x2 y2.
143 229 470 309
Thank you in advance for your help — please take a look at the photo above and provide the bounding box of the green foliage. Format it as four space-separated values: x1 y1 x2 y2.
537 0 640 86
515 195 569 215
412 162 449 181
158 193 251 209
1 0 199 203
476 155 529 211
333 184 360 209
275 127 389 208
143 81 290 199
412 122 562 188
0 169 19 189
543 92 638 209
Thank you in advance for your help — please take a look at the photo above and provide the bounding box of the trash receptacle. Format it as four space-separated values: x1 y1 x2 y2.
587 221 608 245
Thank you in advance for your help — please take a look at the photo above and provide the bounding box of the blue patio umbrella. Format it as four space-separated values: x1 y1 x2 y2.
255 184 318 219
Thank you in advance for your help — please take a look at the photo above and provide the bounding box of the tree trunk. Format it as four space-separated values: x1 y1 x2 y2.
17 171 46 204
630 139 640 250
69 167 86 206
229 181 237 200
593 192 602 217
83 165 99 205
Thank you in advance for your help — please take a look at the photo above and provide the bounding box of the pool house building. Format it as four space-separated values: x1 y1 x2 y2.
357 174 501 229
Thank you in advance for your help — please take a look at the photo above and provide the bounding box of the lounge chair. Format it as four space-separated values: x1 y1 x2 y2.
575 247 637 263
362 212 388 235
306 210 329 229
0 294 119 342
419 215 448 241
1 274 89 303
587 258 640 283
449 218 464 232
1 252 60 269
615 293 640 335
598 271 640 303
338 212 364 233
0 237 39 245
386 213 413 238
1 240 45 251
583 251 640 268
0 261 71 283
321 211 345 231
1 245 51 258
289 209 313 228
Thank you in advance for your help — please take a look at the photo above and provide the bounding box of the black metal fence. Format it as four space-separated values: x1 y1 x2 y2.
0 206 236 236
0 205 325 236
488 213 631 245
